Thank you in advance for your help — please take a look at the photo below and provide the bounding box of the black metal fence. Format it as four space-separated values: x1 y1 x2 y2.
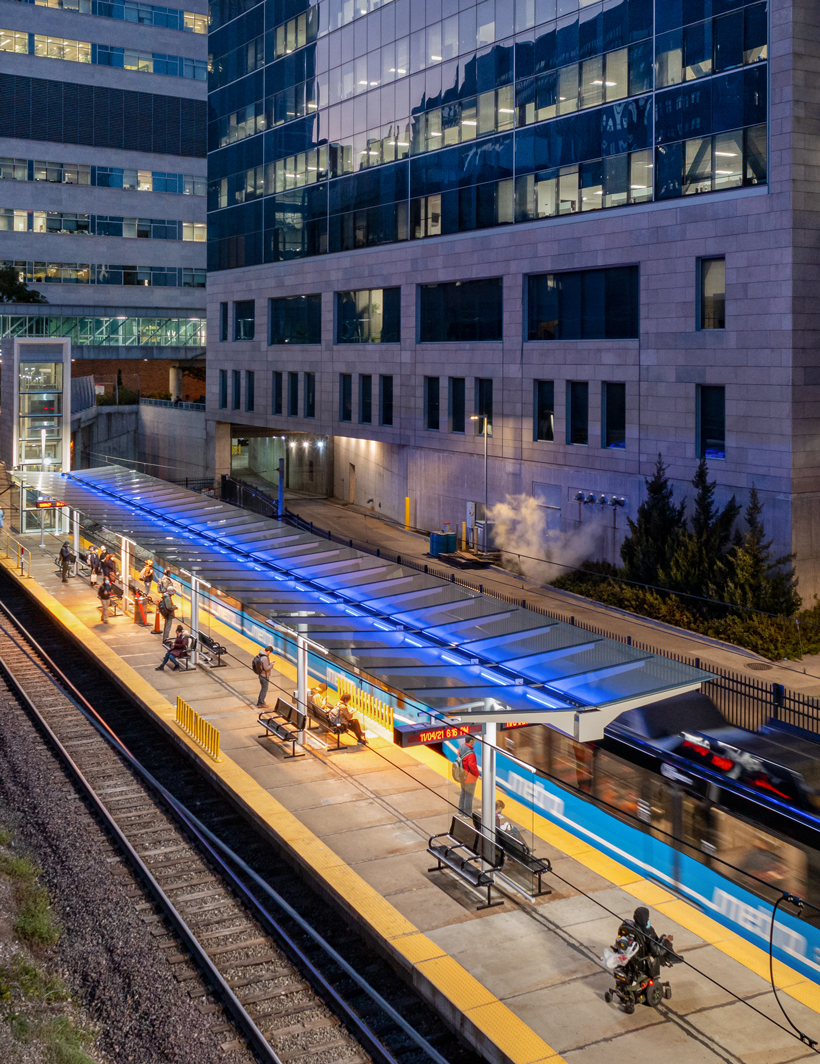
221 475 278 520
217 490 820 739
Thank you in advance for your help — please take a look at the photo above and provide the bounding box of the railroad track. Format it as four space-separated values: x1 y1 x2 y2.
0 593 461 1064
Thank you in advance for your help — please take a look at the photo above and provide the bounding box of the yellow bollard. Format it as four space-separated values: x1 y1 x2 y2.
175 696 221 762
405 496 410 530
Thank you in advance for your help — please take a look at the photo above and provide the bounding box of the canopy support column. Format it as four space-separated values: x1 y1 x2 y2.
72 509 79 576
481 718 496 858
190 568 201 665
296 632 307 746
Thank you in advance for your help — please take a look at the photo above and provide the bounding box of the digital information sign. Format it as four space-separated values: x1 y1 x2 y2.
393 722 483 747
36 499 66 509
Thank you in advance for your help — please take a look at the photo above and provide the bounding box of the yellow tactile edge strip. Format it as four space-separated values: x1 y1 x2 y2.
1 557 563 1064
407 744 820 1011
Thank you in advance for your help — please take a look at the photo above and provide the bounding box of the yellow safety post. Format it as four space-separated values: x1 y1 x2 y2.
461 521 467 551
175 696 222 762
338 677 393 730
404 497 410 530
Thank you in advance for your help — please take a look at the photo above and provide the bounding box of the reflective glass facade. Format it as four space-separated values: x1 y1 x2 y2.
207 0 768 268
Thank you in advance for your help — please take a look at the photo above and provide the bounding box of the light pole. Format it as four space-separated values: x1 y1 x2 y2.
39 429 47 548
470 414 489 552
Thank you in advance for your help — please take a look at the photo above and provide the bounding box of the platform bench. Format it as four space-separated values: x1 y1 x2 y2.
307 700 346 748
259 697 305 759
428 816 504 910
162 631 194 671
472 813 552 897
198 631 228 668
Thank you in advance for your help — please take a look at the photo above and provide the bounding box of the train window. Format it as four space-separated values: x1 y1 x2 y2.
594 751 642 819
711 808 807 903
551 732 594 794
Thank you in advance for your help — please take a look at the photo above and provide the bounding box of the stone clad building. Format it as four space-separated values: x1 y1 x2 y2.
206 0 820 595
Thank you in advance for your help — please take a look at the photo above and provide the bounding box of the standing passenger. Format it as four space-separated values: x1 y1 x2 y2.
253 645 273 708
139 559 154 598
87 545 101 586
98 578 112 624
456 736 479 816
59 540 72 583
159 586 178 642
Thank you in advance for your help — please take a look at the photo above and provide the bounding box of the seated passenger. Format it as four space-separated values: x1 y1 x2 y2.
495 800 523 841
156 626 188 671
329 692 367 744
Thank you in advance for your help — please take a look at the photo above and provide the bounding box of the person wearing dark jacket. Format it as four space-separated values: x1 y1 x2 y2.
101 553 117 582
156 626 187 670
329 692 367 744
87 546 101 586
59 541 72 583
98 579 112 624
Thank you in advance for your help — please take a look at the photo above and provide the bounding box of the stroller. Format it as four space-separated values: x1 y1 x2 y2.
602 907 681 1013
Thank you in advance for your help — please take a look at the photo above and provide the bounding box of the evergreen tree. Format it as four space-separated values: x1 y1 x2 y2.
620 454 686 587
0 266 47 304
662 458 740 604
724 486 801 616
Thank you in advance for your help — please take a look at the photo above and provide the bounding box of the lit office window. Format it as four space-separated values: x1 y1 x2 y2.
424 377 440 430
699 257 725 329
567 381 588 445
698 385 725 460
534 380 554 442
339 374 352 422
379 375 393 426
234 300 255 341
603 383 626 449
336 288 400 343
359 375 372 424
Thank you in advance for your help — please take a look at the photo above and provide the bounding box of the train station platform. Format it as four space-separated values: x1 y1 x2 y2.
4 535 820 1064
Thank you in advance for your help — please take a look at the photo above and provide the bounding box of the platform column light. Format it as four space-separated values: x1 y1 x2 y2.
481 715 497 864
120 536 130 613
71 509 79 576
190 568 200 665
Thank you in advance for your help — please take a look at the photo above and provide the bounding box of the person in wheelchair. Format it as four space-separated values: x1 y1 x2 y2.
603 907 681 1012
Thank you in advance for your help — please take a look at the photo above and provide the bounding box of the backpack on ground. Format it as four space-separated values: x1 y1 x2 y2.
451 747 467 783
251 654 264 675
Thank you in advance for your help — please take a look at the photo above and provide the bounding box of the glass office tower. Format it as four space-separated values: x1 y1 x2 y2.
205 2 820 598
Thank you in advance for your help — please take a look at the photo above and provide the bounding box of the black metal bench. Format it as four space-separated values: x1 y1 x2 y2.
472 812 552 897
198 631 228 668
259 697 305 759
428 816 504 910
307 699 346 748
162 631 194 671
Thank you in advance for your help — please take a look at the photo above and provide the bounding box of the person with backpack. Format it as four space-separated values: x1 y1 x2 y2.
453 735 479 815
252 645 273 707
87 546 101 586
59 540 72 583
139 559 154 598
101 552 117 583
158 586 178 642
98 578 112 624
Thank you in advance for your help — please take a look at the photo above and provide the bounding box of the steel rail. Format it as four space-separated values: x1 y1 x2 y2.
0 599 449 1064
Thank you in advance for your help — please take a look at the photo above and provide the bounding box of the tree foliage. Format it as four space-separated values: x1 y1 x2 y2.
0 266 47 304
620 454 686 587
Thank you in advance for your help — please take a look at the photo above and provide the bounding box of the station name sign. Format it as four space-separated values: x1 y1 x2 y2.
36 499 66 509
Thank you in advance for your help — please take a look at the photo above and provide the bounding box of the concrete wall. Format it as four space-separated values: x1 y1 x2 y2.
138 404 209 481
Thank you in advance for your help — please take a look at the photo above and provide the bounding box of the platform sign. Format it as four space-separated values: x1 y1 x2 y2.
36 499 66 509
393 722 483 747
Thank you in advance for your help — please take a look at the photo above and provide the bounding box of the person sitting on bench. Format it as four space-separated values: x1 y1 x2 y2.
329 692 367 744
156 626 187 671
495 800 523 841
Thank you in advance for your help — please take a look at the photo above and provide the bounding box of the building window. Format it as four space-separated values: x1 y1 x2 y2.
288 371 299 416
219 369 227 409
449 377 466 433
304 372 315 418
603 383 626 448
527 267 639 340
424 377 440 431
336 288 400 343
698 385 725 460
699 257 725 329
234 299 255 340
475 378 493 433
379 375 393 426
567 381 588 445
272 371 282 415
419 280 503 342
219 302 228 341
534 380 554 442
269 295 322 344
359 375 373 424
231 369 241 410
339 373 352 422
245 370 255 412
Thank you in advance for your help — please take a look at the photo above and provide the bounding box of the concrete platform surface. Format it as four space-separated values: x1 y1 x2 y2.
4 537 820 1064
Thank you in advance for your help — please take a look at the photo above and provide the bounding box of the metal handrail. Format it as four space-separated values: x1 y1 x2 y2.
1 530 31 578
